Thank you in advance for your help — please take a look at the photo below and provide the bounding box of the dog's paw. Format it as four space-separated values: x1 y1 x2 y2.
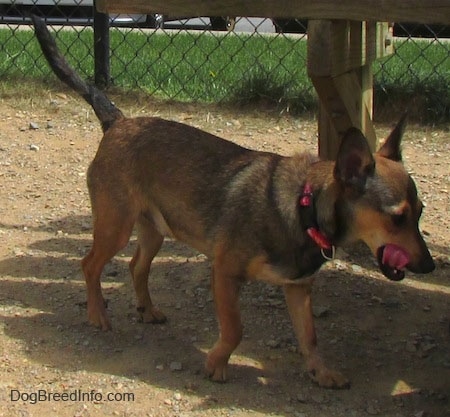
205 351 229 383
87 309 111 331
205 363 228 383
308 367 350 389
86 295 111 331
137 306 167 324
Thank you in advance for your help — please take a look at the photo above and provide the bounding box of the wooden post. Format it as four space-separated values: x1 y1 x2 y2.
307 20 392 159
93 1 110 88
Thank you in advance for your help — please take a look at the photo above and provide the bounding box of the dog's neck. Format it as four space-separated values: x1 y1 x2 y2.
314 183 344 244
308 160 350 246
274 156 346 248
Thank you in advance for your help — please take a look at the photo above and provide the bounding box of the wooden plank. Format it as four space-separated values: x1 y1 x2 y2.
313 77 351 159
308 19 377 159
96 0 450 25
376 22 394 59
312 66 376 160
317 106 339 160
334 69 376 146
359 65 375 147
307 20 391 78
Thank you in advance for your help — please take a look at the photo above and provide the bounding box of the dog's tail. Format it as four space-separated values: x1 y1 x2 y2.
31 15 123 132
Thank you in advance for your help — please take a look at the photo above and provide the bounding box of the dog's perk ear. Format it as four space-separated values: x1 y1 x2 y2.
377 113 407 162
334 127 375 193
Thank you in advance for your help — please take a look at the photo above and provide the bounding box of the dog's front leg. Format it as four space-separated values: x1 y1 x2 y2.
283 283 350 389
206 260 243 382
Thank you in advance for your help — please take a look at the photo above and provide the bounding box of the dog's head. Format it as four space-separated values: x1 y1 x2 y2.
334 115 435 280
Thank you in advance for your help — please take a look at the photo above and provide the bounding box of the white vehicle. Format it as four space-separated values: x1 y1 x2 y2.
0 0 148 26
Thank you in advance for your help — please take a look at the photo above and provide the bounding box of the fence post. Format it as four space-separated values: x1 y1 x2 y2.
307 20 392 159
93 0 110 88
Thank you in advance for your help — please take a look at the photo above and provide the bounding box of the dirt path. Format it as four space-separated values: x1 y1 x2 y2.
0 89 449 417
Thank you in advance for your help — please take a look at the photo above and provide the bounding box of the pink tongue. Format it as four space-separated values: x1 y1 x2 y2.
382 244 410 270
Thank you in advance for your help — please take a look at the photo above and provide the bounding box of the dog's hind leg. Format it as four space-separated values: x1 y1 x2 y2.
82 197 136 331
284 283 350 389
129 215 166 324
206 250 243 382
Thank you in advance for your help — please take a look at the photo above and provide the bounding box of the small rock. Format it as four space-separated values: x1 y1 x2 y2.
81 221 91 230
267 299 283 308
421 342 437 353
351 264 363 273
333 260 347 270
393 396 404 408
383 298 401 309
436 392 447 401
366 401 381 415
313 305 330 318
29 122 39 130
296 391 308 403
173 392 182 401
170 361 183 371
13 248 25 257
405 340 418 352
266 339 281 348
29 144 40 151
311 393 325 404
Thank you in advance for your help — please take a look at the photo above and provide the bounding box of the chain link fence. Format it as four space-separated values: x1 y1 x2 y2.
0 2 449 122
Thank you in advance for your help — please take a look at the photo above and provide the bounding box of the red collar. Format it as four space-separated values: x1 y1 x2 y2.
299 183 334 253
306 227 332 250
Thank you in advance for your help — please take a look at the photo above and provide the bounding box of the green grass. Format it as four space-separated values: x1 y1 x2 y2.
0 27 449 122
106 30 312 109
373 39 450 122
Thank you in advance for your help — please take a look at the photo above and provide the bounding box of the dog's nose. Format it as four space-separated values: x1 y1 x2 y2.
409 255 435 274
419 256 436 273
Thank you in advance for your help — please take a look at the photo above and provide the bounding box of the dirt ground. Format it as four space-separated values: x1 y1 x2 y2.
0 87 449 417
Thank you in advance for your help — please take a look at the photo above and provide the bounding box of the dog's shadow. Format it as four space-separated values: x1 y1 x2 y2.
1 220 449 416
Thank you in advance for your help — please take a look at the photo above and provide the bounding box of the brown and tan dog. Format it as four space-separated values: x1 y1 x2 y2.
33 16 435 389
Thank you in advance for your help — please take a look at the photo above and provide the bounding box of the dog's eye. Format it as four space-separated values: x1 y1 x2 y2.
391 213 407 226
